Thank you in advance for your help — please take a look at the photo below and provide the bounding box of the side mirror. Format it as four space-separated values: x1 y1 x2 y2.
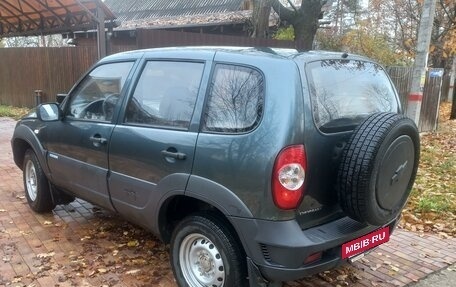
37 103 62 122
56 94 67 104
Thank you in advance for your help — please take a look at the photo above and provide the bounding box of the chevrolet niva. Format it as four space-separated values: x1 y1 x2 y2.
12 47 419 287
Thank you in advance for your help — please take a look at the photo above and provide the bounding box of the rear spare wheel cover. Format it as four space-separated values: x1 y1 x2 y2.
337 112 420 226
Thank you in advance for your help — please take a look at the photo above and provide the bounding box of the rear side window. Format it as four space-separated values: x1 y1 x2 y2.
203 64 264 133
307 60 398 132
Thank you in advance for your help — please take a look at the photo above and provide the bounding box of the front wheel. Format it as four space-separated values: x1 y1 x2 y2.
23 149 56 213
170 214 247 287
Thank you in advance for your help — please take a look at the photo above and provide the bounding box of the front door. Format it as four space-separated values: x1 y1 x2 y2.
44 61 135 209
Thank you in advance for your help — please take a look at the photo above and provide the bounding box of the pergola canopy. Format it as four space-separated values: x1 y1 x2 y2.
0 0 115 37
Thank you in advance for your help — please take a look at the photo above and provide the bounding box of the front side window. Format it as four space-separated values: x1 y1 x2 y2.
307 60 399 132
203 64 264 133
67 62 134 122
125 61 204 129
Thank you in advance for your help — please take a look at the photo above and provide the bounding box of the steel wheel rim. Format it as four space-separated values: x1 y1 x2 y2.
179 233 225 287
25 160 38 201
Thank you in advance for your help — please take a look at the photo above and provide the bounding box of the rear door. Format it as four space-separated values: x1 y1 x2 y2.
297 58 400 227
108 54 211 228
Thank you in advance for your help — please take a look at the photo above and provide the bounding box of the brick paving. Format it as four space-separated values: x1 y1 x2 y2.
1 117 455 287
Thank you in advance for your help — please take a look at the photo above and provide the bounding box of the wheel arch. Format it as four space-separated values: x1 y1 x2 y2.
157 176 253 249
12 125 49 177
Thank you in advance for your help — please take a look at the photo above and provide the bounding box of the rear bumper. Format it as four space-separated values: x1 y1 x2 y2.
230 215 399 282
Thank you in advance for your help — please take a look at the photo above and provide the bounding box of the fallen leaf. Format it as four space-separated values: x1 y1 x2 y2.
125 269 141 275
43 221 53 225
127 240 139 247
36 252 55 259
2 256 11 262
0 209 6 212
370 263 382 271
336 274 348 281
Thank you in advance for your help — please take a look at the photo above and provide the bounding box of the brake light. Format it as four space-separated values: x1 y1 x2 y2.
272 145 307 210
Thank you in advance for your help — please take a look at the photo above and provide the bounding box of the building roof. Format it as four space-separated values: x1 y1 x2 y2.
104 0 249 30
0 0 115 37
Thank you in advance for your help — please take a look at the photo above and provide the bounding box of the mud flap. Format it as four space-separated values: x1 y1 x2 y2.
49 183 74 205
247 257 282 287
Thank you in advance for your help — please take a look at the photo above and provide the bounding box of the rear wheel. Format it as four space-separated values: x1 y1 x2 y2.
23 149 56 213
170 213 247 287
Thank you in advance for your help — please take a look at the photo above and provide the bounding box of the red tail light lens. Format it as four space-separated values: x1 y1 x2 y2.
272 145 307 210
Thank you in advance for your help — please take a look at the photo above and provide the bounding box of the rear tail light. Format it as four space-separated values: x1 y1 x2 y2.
272 145 307 210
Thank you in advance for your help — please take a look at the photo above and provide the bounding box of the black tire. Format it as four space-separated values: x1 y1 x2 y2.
337 113 420 226
23 149 56 213
170 213 247 287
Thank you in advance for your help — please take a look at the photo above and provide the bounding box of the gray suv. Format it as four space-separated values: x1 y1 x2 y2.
11 47 419 287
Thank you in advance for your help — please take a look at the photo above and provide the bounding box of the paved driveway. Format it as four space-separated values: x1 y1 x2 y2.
1 117 455 287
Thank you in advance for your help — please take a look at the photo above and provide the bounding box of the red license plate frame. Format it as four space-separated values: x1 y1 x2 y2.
341 226 390 259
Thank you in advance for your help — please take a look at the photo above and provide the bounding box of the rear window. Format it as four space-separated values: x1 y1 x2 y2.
307 59 399 132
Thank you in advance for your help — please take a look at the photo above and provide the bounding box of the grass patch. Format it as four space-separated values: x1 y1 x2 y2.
401 102 456 236
0 105 30 120
417 195 451 213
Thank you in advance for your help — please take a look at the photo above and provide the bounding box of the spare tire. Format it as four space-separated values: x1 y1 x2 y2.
337 112 420 226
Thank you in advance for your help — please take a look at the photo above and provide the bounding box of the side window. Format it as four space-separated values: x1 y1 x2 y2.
203 64 264 133
125 61 204 129
67 62 134 122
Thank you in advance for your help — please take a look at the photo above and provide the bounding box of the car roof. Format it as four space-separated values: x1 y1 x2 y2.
99 46 374 64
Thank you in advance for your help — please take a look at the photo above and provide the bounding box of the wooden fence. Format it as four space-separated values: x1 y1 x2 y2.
0 47 97 107
0 30 294 107
386 67 444 132
0 30 444 132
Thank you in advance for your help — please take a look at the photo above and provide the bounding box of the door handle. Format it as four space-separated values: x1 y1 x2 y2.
161 150 186 160
89 135 108 145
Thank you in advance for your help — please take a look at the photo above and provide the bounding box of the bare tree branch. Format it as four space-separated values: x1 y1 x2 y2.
286 0 299 12
271 0 295 21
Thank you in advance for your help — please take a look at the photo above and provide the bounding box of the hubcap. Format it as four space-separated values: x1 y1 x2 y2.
25 160 38 201
179 233 225 287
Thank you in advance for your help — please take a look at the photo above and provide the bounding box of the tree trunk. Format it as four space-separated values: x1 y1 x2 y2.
294 0 324 51
293 20 316 51
251 0 273 38
451 78 456 119
271 0 325 51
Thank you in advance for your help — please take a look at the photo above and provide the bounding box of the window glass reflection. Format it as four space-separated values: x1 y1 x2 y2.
125 61 204 129
307 60 398 132
67 62 133 122
204 64 264 133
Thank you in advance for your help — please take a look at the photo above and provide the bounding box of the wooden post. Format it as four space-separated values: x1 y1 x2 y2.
97 4 106 59
407 0 437 125
449 56 456 102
